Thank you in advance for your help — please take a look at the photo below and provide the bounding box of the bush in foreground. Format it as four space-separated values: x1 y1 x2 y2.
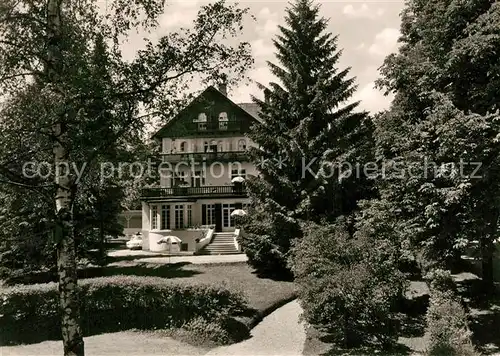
290 219 406 349
424 269 479 356
239 210 297 280
0 275 247 345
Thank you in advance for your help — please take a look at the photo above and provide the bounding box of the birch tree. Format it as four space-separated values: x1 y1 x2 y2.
0 0 253 355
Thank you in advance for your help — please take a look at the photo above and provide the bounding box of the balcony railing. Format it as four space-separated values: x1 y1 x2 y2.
161 151 248 163
141 185 247 198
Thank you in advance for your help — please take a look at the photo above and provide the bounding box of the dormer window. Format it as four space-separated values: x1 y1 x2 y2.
196 113 207 122
196 113 207 131
219 112 228 130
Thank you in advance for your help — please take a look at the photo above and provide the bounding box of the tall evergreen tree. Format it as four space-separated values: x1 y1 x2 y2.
241 0 374 277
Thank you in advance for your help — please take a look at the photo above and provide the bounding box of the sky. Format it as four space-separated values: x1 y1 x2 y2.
121 0 405 115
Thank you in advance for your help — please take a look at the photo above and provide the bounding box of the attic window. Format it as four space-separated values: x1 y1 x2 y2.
196 113 207 130
219 112 228 130
196 113 207 122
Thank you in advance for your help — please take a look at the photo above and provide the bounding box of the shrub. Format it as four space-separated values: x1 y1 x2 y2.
0 275 247 345
424 270 479 356
238 210 299 280
289 218 407 349
174 316 231 346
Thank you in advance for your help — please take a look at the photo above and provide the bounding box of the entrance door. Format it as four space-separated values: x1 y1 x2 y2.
222 203 235 229
214 204 222 232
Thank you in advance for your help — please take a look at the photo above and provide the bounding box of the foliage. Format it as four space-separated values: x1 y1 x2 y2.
0 186 57 276
289 219 406 348
373 0 500 286
238 206 297 280
243 0 374 278
0 275 247 345
424 269 479 356
173 316 232 346
0 0 253 351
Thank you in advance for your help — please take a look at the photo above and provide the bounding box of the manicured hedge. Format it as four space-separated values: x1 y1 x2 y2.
424 270 479 356
0 275 247 345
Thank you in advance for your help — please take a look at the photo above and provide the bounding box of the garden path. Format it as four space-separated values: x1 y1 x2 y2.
204 300 306 356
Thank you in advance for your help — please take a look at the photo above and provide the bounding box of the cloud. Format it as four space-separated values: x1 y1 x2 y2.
255 7 280 36
351 81 394 114
368 28 400 56
251 39 274 58
355 43 366 51
171 0 199 8
343 4 385 19
232 66 276 103
159 6 198 29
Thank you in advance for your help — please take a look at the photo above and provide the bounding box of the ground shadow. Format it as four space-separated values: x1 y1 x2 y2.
4 261 198 285
79 261 199 279
320 345 412 356
451 272 500 354
105 252 167 263
303 326 412 356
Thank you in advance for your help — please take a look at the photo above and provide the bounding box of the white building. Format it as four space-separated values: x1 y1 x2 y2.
140 84 260 255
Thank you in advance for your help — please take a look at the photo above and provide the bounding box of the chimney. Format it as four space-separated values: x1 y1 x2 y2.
218 74 228 97
264 88 271 104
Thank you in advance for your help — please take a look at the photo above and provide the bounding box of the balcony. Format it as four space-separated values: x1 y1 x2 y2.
141 185 247 199
161 151 248 163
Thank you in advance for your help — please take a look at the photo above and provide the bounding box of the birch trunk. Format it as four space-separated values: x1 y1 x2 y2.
47 0 85 354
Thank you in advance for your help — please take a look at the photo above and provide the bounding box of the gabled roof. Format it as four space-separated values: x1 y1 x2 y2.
237 102 261 121
152 86 261 139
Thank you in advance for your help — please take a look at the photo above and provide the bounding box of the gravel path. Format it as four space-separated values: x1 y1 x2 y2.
205 300 306 356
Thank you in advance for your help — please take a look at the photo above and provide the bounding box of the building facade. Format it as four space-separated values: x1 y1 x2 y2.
140 84 260 254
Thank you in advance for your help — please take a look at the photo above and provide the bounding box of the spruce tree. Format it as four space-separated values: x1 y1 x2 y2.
241 0 374 278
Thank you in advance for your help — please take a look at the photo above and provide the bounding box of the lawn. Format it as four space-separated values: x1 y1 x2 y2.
81 261 298 326
1 261 298 354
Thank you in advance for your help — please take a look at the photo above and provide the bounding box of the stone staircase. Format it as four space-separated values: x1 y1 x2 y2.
199 232 240 255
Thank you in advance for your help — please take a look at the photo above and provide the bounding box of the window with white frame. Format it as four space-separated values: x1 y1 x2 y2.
187 205 192 227
203 204 215 226
209 140 217 152
238 139 246 151
196 113 207 130
171 171 188 187
174 205 184 229
191 170 205 186
151 205 158 230
161 205 170 230
219 112 228 130
222 203 235 227
231 168 246 180
196 113 207 122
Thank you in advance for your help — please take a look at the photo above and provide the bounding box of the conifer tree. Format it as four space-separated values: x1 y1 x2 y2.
241 0 374 277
